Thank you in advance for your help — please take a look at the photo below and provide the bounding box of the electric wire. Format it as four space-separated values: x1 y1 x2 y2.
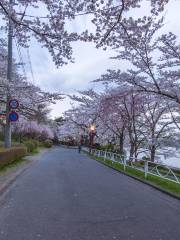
27 47 35 84
14 36 27 80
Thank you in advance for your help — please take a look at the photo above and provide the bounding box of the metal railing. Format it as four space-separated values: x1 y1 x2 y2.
83 148 180 185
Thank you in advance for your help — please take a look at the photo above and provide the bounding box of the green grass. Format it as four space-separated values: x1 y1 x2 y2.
0 158 27 175
146 174 180 195
27 147 40 155
84 151 180 196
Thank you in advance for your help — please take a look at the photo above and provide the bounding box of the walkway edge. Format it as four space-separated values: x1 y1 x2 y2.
85 153 180 201
0 162 32 196
0 148 49 196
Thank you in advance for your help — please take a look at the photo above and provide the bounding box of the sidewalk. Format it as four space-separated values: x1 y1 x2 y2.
0 148 48 195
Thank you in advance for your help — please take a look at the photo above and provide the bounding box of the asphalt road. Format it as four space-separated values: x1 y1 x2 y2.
0 147 180 240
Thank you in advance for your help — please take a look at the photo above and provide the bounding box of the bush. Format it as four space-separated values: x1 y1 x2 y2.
43 140 53 148
0 147 27 169
23 139 39 153
32 140 39 149
93 143 101 149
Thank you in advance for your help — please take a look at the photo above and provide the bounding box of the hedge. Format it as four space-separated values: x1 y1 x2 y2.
0 147 27 169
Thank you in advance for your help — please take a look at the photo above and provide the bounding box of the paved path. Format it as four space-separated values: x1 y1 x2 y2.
0 147 180 240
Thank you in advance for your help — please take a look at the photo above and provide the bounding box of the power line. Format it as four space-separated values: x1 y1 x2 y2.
27 47 35 84
16 11 95 19
14 37 27 80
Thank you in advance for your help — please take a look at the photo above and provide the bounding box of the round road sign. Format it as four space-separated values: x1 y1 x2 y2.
9 99 19 109
9 111 19 122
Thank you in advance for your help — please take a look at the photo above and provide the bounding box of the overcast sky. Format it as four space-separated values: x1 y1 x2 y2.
16 0 180 119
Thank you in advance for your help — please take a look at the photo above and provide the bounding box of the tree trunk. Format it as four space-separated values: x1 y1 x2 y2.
151 145 156 162
129 143 134 161
134 146 138 162
119 132 124 156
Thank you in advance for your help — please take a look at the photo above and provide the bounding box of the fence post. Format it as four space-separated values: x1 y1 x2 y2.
144 161 148 179
111 153 114 162
98 150 100 158
104 151 107 161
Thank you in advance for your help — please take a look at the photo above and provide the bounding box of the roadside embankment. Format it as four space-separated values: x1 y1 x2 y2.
83 151 180 200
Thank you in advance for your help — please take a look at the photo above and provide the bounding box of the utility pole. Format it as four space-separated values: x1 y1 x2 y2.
4 0 13 148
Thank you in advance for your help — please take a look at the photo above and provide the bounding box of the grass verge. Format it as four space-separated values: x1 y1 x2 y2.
0 158 27 175
84 151 180 197
27 147 40 155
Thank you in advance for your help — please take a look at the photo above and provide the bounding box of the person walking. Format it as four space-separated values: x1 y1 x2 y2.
78 144 82 154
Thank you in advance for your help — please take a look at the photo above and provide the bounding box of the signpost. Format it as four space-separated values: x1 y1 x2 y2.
0 114 6 125
0 96 7 115
8 99 19 122
0 96 7 125
0 104 6 115
0 98 19 127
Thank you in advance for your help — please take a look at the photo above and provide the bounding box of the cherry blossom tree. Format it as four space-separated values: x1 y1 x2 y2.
12 117 54 142
65 88 142 156
63 90 101 144
0 39 62 143
1 0 177 152
98 89 127 155
0 0 171 66
0 43 62 119
95 15 180 104
63 84 178 162
139 95 174 162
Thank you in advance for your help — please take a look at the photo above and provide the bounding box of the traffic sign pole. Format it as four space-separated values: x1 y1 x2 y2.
4 0 13 148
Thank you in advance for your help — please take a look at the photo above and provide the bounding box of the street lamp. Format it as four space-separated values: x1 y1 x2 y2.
89 124 96 152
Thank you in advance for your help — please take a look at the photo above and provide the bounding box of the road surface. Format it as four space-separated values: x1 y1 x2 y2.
0 147 180 240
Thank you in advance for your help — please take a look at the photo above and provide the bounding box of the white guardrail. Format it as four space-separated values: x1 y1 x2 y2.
82 147 180 185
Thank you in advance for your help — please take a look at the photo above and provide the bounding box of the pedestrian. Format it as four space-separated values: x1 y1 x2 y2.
78 144 82 154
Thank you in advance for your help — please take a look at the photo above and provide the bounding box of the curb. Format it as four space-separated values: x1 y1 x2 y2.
84 153 180 201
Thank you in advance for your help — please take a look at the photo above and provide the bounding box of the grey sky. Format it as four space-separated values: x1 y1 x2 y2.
15 0 180 119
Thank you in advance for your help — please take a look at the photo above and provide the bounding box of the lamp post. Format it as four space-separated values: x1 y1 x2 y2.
89 124 96 152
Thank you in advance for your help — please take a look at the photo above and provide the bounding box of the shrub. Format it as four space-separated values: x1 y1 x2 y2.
0 147 27 169
93 143 101 149
23 140 38 153
32 140 39 149
43 140 53 148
